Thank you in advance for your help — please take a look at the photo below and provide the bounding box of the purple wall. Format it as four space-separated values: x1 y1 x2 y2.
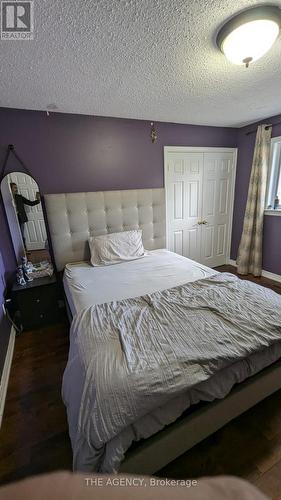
0 108 237 193
0 250 6 326
0 106 280 376
0 201 15 377
1 106 280 287
0 107 237 277
231 114 281 275
0 107 238 378
0 249 12 378
0 202 18 284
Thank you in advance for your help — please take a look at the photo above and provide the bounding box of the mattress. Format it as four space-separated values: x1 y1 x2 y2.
63 249 218 315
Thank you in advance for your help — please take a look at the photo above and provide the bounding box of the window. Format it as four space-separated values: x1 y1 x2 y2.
266 136 281 212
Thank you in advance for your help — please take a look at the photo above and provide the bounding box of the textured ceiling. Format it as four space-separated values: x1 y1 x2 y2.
0 0 281 127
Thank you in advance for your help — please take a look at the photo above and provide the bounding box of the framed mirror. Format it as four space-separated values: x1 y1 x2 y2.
1 172 51 266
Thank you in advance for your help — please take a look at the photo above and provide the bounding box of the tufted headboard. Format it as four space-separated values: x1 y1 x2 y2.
44 188 166 271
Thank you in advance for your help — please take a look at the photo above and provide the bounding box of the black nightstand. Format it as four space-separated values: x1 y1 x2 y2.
11 275 60 330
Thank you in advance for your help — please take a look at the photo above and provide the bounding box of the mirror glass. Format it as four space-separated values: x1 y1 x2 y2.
1 172 51 266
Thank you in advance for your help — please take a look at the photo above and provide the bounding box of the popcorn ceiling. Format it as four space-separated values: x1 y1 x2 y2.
0 0 280 126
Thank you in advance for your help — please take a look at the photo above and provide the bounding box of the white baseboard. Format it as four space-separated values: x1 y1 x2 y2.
0 326 15 428
228 259 281 284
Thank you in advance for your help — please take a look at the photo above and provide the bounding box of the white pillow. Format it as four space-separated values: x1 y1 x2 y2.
89 230 146 266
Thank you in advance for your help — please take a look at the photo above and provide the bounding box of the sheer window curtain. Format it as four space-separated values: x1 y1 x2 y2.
237 124 272 276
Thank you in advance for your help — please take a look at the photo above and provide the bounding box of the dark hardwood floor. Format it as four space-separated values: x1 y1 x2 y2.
1 265 281 499
0 320 72 485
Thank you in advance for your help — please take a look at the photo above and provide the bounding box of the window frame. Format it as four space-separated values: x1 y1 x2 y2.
265 135 281 216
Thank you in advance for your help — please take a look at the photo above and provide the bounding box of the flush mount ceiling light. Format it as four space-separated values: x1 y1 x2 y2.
217 5 281 67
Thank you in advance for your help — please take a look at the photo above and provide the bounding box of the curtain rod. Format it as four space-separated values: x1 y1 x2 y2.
246 120 281 136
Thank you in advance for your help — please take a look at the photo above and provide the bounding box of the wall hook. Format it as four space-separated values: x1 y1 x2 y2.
150 122 157 144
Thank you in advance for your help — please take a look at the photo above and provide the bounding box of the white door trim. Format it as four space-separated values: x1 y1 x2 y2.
164 146 238 265
164 146 237 153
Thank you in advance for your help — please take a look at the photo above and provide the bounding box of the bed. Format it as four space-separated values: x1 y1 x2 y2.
44 188 281 474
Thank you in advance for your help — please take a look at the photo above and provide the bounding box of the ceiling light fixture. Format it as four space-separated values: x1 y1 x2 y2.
217 5 281 67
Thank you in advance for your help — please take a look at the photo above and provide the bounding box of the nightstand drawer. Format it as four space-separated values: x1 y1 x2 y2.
18 297 60 329
12 276 60 330
18 289 57 308
25 309 53 328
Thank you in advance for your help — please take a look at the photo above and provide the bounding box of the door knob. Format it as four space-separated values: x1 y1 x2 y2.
198 220 208 225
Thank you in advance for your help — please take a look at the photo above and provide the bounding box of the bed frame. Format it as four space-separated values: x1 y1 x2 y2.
45 188 281 474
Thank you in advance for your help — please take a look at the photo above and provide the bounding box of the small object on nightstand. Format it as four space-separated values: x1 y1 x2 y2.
12 274 60 331
29 260 54 279
22 263 33 282
21 255 35 282
16 266 26 286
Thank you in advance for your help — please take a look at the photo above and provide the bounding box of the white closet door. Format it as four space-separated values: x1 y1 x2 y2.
200 152 235 267
165 148 236 268
165 152 203 260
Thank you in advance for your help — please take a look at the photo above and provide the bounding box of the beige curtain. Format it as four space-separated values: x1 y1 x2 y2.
237 124 272 276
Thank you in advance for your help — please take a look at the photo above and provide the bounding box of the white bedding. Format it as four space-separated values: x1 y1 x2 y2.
63 249 217 315
62 250 281 473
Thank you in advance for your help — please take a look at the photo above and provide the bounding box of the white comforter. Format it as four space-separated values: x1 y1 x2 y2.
62 262 281 473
